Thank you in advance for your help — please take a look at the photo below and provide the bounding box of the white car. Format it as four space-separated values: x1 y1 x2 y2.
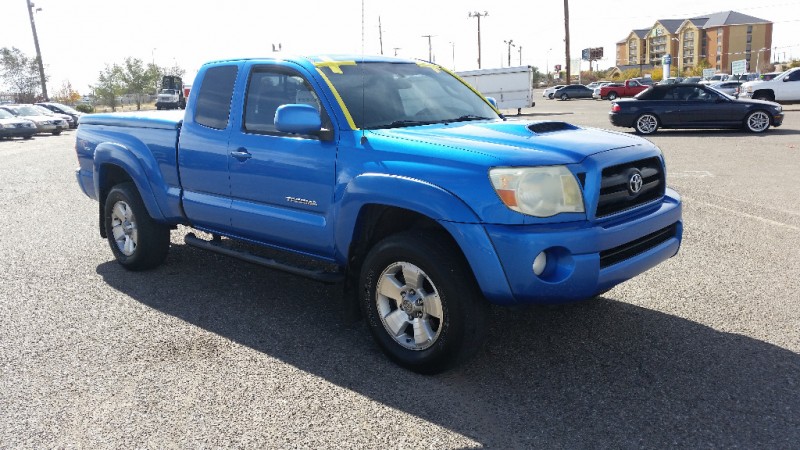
542 85 565 99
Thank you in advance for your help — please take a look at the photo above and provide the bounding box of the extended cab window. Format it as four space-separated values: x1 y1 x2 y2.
243 67 326 135
195 65 238 130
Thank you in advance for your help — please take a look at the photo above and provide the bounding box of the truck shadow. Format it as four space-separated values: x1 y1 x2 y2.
96 242 800 448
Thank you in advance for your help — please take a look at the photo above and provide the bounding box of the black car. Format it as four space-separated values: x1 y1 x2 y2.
609 84 783 135
553 84 594 100
35 102 83 129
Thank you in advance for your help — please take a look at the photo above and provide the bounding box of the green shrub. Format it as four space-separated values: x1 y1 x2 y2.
75 103 94 113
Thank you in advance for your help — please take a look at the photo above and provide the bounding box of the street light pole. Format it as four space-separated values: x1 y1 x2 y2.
504 39 515 67
422 34 434 62
26 0 48 101
469 11 488 69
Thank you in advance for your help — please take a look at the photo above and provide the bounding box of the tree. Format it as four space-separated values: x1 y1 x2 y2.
161 62 185 79
93 64 125 111
0 47 46 103
53 80 81 105
120 57 159 110
790 59 800 68
684 60 711 77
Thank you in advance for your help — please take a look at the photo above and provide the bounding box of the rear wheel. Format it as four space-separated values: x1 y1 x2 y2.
607 92 618 101
560 93 569 101
52 130 61 136
634 114 659 135
360 231 488 374
104 182 170 270
744 110 770 133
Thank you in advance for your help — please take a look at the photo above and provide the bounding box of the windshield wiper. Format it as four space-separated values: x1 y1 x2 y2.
445 114 493 123
368 120 438 129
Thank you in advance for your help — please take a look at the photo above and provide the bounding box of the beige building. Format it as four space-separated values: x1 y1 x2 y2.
616 11 772 74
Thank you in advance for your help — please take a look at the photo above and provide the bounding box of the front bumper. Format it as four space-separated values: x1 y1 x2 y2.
455 189 682 305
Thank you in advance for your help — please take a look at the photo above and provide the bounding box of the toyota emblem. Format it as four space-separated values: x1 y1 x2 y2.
628 172 643 194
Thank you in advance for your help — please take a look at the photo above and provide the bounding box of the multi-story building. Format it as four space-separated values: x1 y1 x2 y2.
615 11 772 74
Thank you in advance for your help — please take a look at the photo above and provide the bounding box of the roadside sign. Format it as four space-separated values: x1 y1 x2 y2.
731 59 747 75
702 68 716 79
662 54 672 65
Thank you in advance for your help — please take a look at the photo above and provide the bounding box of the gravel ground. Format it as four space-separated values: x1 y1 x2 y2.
1 99 798 448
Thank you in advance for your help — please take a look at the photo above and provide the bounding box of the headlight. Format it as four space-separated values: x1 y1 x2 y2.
489 166 585 217
746 86 753 93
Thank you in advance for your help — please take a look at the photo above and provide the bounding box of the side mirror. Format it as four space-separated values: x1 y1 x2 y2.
485 96 498 108
274 104 322 136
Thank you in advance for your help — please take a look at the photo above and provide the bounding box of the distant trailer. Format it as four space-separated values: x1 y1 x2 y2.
457 66 535 114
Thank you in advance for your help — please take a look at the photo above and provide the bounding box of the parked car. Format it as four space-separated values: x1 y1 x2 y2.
553 84 594 100
682 76 702 84
609 83 783 134
32 104 75 129
598 79 649 100
699 73 729 85
542 85 565 99
658 77 684 85
759 72 782 81
585 80 612 90
709 81 743 96
36 102 83 128
631 77 655 86
592 82 621 99
0 108 37 139
740 67 800 103
0 104 68 135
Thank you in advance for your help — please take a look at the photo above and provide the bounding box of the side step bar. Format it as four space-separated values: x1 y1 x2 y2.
184 233 344 284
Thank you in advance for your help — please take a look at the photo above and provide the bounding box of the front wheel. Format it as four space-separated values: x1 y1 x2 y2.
560 93 569 101
744 110 770 133
634 113 659 135
104 182 170 270
360 231 488 374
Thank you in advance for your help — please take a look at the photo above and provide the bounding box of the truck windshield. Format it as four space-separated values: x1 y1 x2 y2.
161 90 176 95
319 61 500 130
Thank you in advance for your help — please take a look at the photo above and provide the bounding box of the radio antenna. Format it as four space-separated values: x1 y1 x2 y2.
360 0 367 144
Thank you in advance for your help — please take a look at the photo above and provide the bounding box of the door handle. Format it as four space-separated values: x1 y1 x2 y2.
230 148 252 161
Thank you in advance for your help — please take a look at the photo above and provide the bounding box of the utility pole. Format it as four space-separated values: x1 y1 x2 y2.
422 35 434 62
468 11 489 69
378 16 384 55
504 39 515 67
563 0 571 84
449 42 456 70
393 47 401 57
26 0 48 100
518 46 523 66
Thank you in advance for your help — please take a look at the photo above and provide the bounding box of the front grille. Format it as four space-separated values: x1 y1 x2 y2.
600 223 678 268
596 157 664 217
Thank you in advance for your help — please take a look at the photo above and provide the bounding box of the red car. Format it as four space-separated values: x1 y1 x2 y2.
598 79 649 100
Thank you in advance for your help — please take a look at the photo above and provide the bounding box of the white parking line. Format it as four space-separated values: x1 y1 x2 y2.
685 196 800 231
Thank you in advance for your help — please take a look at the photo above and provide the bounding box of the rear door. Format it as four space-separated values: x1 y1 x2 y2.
178 63 240 231
226 62 339 259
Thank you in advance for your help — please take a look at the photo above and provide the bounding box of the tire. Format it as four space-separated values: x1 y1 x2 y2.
360 231 489 374
104 182 170 270
560 93 569 101
23 135 33 140
744 110 770 133
548 93 554 99
607 92 618 101
634 114 659 135
52 130 61 136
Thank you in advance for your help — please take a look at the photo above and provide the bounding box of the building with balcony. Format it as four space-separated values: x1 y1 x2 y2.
615 11 772 74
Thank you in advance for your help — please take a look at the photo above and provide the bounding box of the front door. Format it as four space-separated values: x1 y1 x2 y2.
226 63 338 259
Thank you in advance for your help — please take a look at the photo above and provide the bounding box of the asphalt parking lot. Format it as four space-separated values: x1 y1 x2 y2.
1 99 798 448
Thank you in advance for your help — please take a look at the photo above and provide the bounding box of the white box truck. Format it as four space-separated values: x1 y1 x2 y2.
457 66 535 114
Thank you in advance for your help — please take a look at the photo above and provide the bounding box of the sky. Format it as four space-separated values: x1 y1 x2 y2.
1 0 799 95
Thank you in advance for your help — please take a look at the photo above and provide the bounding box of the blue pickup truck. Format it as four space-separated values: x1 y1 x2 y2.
75 55 682 373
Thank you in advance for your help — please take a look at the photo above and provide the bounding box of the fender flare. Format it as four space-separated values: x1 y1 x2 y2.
93 142 166 222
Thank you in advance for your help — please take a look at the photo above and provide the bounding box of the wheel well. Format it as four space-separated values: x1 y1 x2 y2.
97 164 133 238
342 205 461 313
752 89 775 101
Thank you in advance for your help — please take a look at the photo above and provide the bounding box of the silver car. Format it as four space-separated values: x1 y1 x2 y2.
709 81 743 96
0 108 37 139
0 104 68 135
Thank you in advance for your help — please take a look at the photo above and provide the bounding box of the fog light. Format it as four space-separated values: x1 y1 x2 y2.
532 251 547 276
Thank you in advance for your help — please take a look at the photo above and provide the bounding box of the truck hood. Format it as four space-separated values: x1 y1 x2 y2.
369 120 647 165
